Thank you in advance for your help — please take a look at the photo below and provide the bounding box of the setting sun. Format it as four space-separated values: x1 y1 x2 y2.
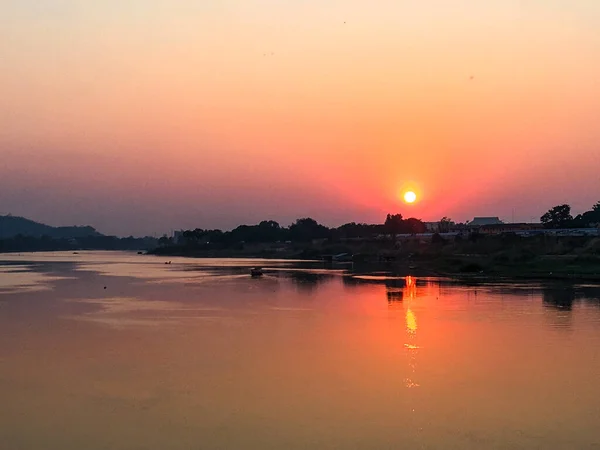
404 191 417 204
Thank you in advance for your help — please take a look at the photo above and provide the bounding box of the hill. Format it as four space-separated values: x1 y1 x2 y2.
0 215 102 239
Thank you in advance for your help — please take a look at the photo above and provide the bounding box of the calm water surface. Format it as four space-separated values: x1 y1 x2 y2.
1 251 600 449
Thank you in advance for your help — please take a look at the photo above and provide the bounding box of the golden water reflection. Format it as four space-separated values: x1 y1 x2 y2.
404 276 420 389
406 308 417 335
2 254 600 449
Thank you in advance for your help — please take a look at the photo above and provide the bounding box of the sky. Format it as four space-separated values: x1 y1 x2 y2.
1 0 600 236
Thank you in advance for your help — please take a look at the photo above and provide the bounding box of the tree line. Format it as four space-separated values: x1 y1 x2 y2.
541 202 600 229
165 201 600 249
160 214 429 247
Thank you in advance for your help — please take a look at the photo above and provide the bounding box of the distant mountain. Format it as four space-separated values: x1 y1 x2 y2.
0 215 103 239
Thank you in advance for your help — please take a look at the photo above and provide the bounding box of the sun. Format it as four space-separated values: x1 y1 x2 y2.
404 191 417 204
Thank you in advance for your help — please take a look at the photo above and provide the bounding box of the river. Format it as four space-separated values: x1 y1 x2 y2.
1 251 599 449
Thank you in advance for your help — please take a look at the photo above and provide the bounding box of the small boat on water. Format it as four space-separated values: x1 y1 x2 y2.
250 268 264 277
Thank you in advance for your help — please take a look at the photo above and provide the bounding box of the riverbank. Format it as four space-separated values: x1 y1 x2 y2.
151 234 600 281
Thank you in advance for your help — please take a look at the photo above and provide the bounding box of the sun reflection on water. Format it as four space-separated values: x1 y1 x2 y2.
406 308 417 335
404 276 420 389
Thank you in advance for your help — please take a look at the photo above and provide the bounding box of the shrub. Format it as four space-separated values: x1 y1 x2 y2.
582 238 600 255
468 232 482 242
431 233 446 245
514 249 536 262
459 262 484 273
574 255 600 264
493 253 510 264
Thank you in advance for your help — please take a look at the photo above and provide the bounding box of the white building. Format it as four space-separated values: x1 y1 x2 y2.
424 222 440 232
425 220 456 232
173 230 185 244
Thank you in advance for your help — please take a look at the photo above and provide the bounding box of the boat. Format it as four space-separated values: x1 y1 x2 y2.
250 268 264 277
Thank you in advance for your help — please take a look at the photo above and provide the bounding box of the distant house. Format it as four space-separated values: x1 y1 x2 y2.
479 223 544 235
425 220 456 233
545 228 600 237
468 217 504 227
424 222 440 232
173 230 185 244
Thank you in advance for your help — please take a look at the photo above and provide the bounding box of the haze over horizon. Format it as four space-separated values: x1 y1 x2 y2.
2 1 600 236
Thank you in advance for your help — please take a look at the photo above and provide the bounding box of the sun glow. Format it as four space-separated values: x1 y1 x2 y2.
404 191 417 204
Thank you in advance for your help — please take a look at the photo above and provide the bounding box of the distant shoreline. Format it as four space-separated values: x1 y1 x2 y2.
1 246 598 282
149 238 600 282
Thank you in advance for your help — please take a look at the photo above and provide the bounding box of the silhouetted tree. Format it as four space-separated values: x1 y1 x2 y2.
431 233 445 245
541 204 573 229
182 230 199 245
192 228 205 241
289 218 329 242
439 217 453 233
257 220 283 241
572 203 600 228
468 231 482 242
403 218 426 234
335 222 383 239
336 222 358 239
204 229 224 243
226 221 284 243
384 213 404 236
158 235 172 247
543 286 576 310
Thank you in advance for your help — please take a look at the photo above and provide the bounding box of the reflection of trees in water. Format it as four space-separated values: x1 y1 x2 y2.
341 274 363 288
30 262 78 276
542 285 575 330
385 278 405 289
387 276 420 304
342 274 408 302
543 286 576 311
341 275 405 289
578 286 600 305
541 283 600 330
341 271 600 311
386 288 403 302
287 271 334 293
542 284 600 311
343 271 435 289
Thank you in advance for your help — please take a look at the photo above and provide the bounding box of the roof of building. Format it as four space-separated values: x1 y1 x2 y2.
468 217 504 226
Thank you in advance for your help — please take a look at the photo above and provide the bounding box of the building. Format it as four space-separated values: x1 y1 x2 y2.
468 217 504 227
173 230 185 244
544 228 599 237
424 222 440 232
479 223 544 235
425 220 456 233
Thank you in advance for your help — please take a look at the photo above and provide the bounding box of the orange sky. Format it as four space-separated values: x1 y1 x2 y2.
1 1 600 235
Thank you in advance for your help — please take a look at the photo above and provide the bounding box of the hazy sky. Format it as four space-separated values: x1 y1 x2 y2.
2 1 600 236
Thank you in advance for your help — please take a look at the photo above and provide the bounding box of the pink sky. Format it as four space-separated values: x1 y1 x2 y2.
1 1 600 235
